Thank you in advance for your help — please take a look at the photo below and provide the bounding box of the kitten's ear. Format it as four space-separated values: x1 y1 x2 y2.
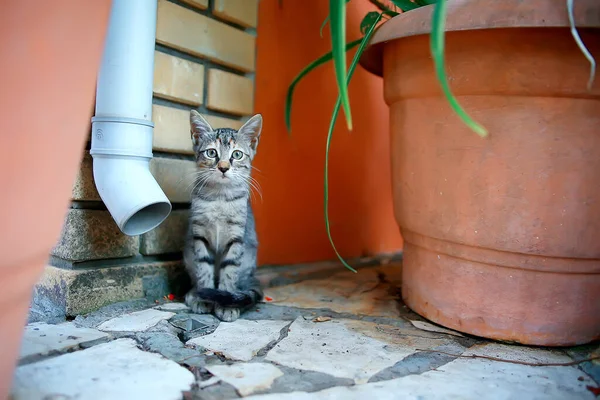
190 110 213 145
239 114 262 152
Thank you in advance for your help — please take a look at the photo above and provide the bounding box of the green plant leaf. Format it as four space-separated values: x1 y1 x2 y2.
360 11 381 35
390 0 422 11
415 0 437 5
330 0 353 130
320 16 329 38
430 0 487 137
367 0 399 14
320 0 352 38
324 12 383 272
284 39 362 133
567 0 596 90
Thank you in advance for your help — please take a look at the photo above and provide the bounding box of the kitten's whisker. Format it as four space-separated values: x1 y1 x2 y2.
175 170 205 189
249 176 263 190
250 166 264 177
185 173 208 192
245 178 263 202
247 177 264 198
189 173 212 194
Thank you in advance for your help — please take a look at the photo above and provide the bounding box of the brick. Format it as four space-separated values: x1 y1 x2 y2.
213 0 259 28
150 157 197 203
140 210 189 255
30 262 189 317
52 210 139 262
207 69 254 116
179 0 208 9
153 104 243 154
153 105 194 155
72 153 101 201
156 0 256 72
153 51 204 106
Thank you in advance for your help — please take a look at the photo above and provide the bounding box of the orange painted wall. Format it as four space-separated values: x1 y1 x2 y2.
253 0 403 265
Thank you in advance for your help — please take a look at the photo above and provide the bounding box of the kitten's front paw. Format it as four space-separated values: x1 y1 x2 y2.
185 290 213 314
214 305 240 322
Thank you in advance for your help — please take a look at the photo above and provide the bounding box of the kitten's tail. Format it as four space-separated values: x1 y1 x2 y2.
195 288 262 308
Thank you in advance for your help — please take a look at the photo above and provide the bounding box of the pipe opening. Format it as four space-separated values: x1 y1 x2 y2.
121 201 172 236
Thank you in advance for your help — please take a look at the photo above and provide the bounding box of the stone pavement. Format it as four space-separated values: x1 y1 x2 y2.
11 264 600 399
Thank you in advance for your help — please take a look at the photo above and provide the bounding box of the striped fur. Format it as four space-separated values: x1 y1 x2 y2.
183 110 263 322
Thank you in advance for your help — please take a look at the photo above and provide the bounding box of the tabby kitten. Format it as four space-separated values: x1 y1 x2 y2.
183 110 264 322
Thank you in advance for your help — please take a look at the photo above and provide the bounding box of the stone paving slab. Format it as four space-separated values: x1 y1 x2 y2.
265 316 450 384
409 319 465 337
73 298 157 328
97 308 175 332
187 319 290 361
247 342 596 400
170 313 220 341
206 363 284 396
566 344 600 384
19 322 109 363
137 332 206 366
11 338 195 400
260 365 354 395
15 267 600 400
263 265 403 319
154 302 191 312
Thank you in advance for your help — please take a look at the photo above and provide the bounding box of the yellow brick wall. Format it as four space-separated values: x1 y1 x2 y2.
153 0 258 155
59 0 259 264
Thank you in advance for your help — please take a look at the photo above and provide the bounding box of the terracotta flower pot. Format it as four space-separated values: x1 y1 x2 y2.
361 0 600 346
0 1 110 396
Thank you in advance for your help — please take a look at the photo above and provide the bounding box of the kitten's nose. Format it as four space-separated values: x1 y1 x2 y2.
217 160 230 173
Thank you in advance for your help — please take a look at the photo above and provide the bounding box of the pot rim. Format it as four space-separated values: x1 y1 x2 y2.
360 0 600 76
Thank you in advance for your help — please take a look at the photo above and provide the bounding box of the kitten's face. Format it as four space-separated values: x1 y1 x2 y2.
190 110 262 190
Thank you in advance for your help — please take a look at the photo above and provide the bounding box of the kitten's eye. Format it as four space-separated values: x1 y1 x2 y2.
204 149 218 158
231 150 244 160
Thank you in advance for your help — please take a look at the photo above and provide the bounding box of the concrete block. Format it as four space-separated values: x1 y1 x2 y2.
140 209 189 255
52 209 139 262
71 152 198 203
71 153 101 201
30 261 190 318
149 157 196 203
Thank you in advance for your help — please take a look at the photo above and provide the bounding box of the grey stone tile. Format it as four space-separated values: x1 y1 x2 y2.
247 342 596 399
19 322 109 363
154 302 191 312
565 344 600 385
138 332 205 366
368 341 467 382
265 316 450 384
262 265 403 319
187 319 290 361
169 313 220 341
260 365 353 395
11 339 195 400
206 363 283 396
74 299 155 328
97 309 175 332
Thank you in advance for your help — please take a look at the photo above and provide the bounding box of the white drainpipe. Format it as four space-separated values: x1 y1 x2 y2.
90 0 171 236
